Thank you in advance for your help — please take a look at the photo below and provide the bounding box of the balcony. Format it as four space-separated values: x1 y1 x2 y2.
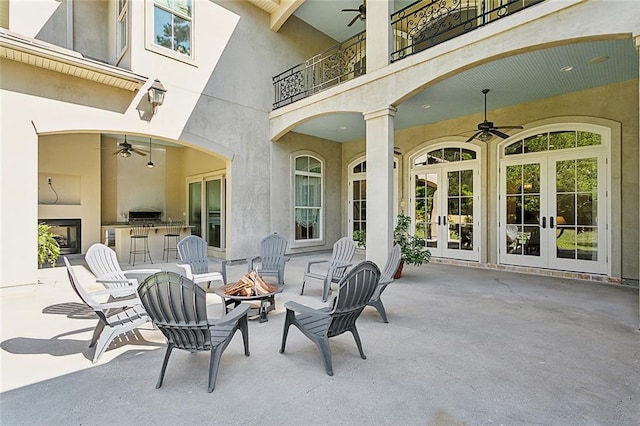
272 31 366 110
272 0 545 110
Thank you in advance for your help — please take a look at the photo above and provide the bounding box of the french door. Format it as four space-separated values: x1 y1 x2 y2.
500 150 607 274
347 158 399 238
412 159 480 261
187 175 225 250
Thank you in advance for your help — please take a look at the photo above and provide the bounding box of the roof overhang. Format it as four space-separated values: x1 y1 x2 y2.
0 28 146 92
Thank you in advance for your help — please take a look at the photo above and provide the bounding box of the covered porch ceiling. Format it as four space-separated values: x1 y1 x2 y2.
291 37 638 143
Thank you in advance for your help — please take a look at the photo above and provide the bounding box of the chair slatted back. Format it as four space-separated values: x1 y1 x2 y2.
165 221 184 236
131 223 152 237
328 261 379 338
138 272 211 351
259 233 288 272
85 243 126 281
177 236 210 275
64 257 108 323
379 244 402 286
328 237 357 280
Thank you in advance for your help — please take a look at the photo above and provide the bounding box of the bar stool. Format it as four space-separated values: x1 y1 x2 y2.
163 221 184 261
129 223 153 266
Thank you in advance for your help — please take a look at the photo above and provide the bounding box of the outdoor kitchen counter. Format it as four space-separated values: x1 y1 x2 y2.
101 224 193 264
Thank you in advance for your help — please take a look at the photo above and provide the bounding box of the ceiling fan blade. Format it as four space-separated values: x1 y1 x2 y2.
342 8 359 12
465 131 482 143
131 149 148 156
494 125 523 130
490 129 511 139
112 151 120 155
347 14 359 27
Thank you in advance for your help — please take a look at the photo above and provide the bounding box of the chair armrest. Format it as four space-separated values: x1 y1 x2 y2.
99 298 144 310
176 263 194 279
305 259 328 273
247 256 260 272
88 287 140 298
123 269 161 275
96 278 138 285
209 303 251 326
284 300 330 317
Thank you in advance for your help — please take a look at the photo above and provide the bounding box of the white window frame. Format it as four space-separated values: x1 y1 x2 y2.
291 152 324 247
145 0 195 63
116 0 128 60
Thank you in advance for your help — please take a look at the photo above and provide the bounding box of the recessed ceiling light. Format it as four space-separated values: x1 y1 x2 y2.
560 66 574 72
588 55 610 64
421 104 431 109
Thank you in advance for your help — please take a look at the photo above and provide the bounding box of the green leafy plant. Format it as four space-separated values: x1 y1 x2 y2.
352 229 366 249
38 223 60 268
394 214 431 266
350 214 431 267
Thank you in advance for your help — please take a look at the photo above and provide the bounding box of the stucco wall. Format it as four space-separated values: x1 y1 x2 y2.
272 132 344 255
179 0 337 260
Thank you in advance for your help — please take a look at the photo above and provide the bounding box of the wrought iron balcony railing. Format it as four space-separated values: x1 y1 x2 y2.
273 31 366 110
272 0 545 109
391 0 544 62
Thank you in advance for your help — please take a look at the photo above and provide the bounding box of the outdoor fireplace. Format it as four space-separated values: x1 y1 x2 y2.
41 219 81 255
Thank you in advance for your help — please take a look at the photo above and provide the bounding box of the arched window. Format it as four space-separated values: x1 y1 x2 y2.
294 154 323 242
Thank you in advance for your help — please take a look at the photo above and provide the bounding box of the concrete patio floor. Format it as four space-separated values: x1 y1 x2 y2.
1 254 639 425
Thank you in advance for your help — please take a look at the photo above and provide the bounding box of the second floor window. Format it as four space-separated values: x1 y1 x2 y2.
153 0 192 57
294 155 323 242
117 0 128 57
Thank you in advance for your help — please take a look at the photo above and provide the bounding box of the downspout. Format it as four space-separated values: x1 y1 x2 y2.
66 0 73 50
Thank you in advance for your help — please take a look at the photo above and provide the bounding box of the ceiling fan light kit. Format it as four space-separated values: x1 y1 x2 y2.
465 89 523 143
113 135 149 158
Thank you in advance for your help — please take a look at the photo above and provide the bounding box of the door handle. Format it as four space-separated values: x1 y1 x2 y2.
437 216 441 226
443 216 447 226
550 216 555 229
541 216 546 229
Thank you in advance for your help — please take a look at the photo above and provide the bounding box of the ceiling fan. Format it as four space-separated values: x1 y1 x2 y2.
465 89 523 143
342 1 366 27
113 135 148 157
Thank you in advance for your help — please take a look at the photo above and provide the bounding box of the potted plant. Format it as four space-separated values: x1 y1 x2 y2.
38 223 60 268
352 229 366 250
393 213 431 278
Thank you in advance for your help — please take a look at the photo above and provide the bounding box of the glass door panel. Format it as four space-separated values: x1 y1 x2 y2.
205 178 223 249
414 172 439 250
502 160 547 267
188 181 202 237
352 179 366 233
549 154 605 273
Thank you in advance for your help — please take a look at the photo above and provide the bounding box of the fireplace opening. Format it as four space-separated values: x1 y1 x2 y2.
41 219 81 255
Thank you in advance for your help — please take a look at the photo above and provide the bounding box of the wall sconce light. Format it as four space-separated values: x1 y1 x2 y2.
147 79 166 114
146 138 155 168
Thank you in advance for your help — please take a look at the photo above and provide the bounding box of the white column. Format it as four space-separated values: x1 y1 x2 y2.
366 0 392 73
363 106 396 268
635 33 640 330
